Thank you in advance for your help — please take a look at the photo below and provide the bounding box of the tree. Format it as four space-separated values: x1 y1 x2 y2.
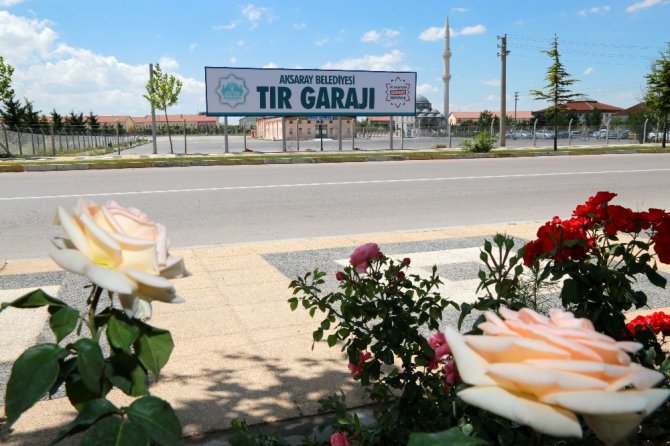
477 110 494 131
23 99 41 130
0 94 26 128
644 41 670 148
51 109 64 132
87 111 99 134
0 56 14 103
585 108 603 127
65 111 85 131
530 35 581 150
143 63 183 153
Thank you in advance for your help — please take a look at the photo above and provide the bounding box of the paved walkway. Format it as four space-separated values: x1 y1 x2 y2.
1 223 669 445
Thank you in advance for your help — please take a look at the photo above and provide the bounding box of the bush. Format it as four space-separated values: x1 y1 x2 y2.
460 132 496 152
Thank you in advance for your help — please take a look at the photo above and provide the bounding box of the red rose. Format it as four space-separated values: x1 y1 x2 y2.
335 271 345 281
348 350 372 377
397 271 406 280
403 257 411 265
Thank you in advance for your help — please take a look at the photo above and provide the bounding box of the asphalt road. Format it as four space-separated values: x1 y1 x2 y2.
1 153 670 261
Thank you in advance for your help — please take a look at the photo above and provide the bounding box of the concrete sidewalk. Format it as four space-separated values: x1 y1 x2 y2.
2 223 669 445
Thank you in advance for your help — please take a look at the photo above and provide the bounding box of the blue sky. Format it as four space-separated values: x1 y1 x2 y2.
0 0 668 121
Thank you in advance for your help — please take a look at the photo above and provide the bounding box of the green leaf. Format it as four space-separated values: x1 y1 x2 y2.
408 428 490 446
81 415 149 446
105 353 149 397
646 268 667 289
313 328 324 342
65 374 100 410
126 396 183 446
327 334 338 347
5 343 67 425
52 398 120 444
3 288 67 310
48 305 79 343
560 278 579 305
134 326 174 379
289 298 298 311
107 313 140 353
73 339 105 394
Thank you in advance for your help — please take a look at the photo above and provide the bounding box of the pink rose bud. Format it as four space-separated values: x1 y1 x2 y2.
330 432 351 446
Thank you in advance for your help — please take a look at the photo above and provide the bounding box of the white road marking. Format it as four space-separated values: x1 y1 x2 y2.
2 168 670 201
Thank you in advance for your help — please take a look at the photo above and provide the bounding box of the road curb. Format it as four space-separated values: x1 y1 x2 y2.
1 148 668 173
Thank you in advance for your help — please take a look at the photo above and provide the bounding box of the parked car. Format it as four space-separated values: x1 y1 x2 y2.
514 130 531 138
536 130 555 139
648 131 670 142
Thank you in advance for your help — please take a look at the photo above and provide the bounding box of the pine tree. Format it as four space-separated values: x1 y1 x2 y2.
530 35 582 151
0 94 26 128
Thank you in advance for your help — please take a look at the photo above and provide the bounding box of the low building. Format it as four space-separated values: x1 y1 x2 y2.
448 111 534 126
534 100 623 124
131 114 220 132
95 115 135 132
255 116 356 140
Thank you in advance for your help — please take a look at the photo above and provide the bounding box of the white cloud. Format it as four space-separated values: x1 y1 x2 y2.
0 0 25 6
321 50 409 71
240 4 276 28
584 67 594 75
189 43 197 51
419 24 485 41
451 7 469 12
0 11 58 64
419 26 444 41
513 20 526 27
262 62 278 68
314 37 330 47
158 56 179 71
453 24 486 37
417 83 439 95
626 0 662 12
482 79 501 87
361 30 381 43
578 5 611 15
293 22 306 30
229 56 237 64
212 20 239 30
0 10 205 115
361 28 399 46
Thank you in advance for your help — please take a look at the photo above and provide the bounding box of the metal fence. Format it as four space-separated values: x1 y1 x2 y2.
0 124 145 157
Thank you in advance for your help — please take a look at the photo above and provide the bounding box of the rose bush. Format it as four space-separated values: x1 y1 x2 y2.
446 307 670 444
1 201 186 445
51 198 188 319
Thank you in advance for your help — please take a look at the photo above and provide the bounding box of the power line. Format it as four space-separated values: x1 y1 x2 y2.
507 43 654 59
507 33 656 51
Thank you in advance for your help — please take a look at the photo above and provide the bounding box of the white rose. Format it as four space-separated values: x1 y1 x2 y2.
51 199 188 319
445 307 670 444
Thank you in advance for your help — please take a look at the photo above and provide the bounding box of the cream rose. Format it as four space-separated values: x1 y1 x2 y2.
445 307 670 444
50 199 189 319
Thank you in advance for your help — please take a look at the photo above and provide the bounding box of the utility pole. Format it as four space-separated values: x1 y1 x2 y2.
497 34 509 147
149 64 157 154
514 91 519 123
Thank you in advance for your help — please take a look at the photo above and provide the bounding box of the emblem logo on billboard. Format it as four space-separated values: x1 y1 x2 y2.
385 76 411 108
217 74 248 107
